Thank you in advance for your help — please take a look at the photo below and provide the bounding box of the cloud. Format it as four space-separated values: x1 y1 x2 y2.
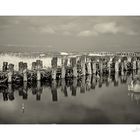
0 17 137 37
94 22 119 34
77 30 97 37
78 21 137 37
39 26 56 34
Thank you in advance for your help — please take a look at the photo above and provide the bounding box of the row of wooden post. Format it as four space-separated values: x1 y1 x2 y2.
1 55 140 83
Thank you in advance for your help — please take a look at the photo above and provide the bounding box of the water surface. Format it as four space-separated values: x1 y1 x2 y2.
0 71 140 124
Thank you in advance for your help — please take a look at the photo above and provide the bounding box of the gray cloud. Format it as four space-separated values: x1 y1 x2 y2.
78 21 137 37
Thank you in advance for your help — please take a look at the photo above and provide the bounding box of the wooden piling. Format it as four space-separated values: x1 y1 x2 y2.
99 60 103 74
7 64 14 83
121 60 124 75
71 57 77 77
132 58 137 70
36 60 43 81
92 61 97 74
18 61 24 74
2 62 8 72
61 57 67 79
137 59 140 69
23 63 28 82
115 60 119 72
86 57 92 75
32 62 36 70
107 57 112 74
124 60 128 71
81 56 86 76
51 57 57 80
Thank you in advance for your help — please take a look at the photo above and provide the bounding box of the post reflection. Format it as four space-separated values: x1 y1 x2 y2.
51 80 58 102
0 70 140 103
127 70 140 104
80 76 86 93
61 79 68 97
72 78 77 96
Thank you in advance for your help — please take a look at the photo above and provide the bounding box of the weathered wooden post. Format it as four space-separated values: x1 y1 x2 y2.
32 62 36 70
61 57 67 79
18 61 24 74
2 62 8 72
86 57 92 75
107 57 112 74
23 63 28 82
127 56 132 70
137 59 140 70
115 60 119 72
7 63 14 83
124 60 128 71
132 58 137 70
81 55 86 76
121 60 124 76
36 60 43 81
92 61 97 74
51 57 57 80
91 56 96 74
99 58 103 74
71 57 77 77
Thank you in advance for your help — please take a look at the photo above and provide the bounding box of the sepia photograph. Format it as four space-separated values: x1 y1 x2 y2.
0 16 140 124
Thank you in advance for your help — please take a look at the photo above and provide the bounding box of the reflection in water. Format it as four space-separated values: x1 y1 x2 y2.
80 76 85 93
0 70 140 123
128 71 140 104
0 70 139 103
51 80 57 102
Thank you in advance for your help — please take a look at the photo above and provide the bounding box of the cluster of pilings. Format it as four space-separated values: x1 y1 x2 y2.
0 54 140 84
0 70 139 103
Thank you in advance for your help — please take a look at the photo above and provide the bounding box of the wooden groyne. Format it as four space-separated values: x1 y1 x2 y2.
0 70 140 103
0 53 140 84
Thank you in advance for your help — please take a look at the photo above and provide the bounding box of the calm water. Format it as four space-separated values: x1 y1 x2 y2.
0 71 140 124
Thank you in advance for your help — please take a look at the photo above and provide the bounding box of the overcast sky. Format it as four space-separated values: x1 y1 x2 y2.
0 16 140 52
